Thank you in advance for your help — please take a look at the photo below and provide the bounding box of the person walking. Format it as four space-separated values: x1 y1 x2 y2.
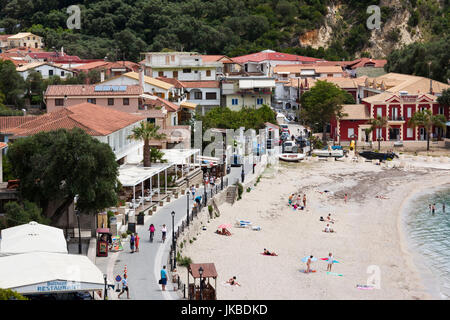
344 193 348 203
432 203 436 215
117 274 129 299
306 255 313 273
160 265 168 291
130 233 135 253
161 224 167 243
303 194 307 208
135 233 140 252
149 224 155 242
191 186 196 200
326 252 334 272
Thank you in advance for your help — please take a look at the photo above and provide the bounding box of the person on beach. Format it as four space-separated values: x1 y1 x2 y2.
303 194 307 208
344 193 348 203
227 276 241 286
263 248 277 256
443 203 446 213
130 234 135 253
161 224 167 243
135 233 139 252
327 253 334 272
288 194 294 205
323 224 335 233
149 224 155 242
326 214 335 224
117 274 129 299
432 203 436 215
210 176 215 187
191 186 196 199
306 256 313 273
160 266 168 291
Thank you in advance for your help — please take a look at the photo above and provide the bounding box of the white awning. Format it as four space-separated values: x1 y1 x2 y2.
239 79 275 89
161 149 200 165
0 252 105 294
0 221 68 255
118 163 173 187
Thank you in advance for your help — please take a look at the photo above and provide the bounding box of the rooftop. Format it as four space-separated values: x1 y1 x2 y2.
45 84 143 97
232 50 322 64
341 104 370 120
7 103 146 137
273 64 344 74
181 80 220 88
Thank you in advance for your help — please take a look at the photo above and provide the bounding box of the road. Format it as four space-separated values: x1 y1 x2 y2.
109 157 255 300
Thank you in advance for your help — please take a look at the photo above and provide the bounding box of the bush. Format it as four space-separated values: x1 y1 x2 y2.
208 205 213 217
0 288 27 300
246 187 251 193
121 232 128 238
177 255 192 267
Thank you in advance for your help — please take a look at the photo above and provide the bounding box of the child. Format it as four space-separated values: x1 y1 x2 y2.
135 233 140 252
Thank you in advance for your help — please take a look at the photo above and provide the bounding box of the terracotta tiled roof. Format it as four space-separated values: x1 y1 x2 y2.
141 95 180 112
341 104 370 120
118 72 174 90
8 103 146 137
26 52 81 61
347 58 387 69
181 81 220 88
274 64 344 74
232 50 322 64
200 55 234 63
0 35 12 41
73 61 109 70
0 54 26 66
0 142 7 149
0 116 39 132
156 77 186 89
45 84 143 97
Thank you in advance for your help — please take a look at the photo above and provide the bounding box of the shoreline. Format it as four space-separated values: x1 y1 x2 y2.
179 160 450 299
398 183 450 300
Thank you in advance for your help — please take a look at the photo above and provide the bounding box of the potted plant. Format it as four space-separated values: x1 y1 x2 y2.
174 191 179 199
181 188 185 195
152 206 157 212
159 200 164 206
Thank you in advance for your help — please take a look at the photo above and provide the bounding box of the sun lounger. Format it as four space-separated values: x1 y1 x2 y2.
235 220 252 228
252 226 261 231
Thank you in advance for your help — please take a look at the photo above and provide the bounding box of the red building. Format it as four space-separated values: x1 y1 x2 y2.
330 92 449 143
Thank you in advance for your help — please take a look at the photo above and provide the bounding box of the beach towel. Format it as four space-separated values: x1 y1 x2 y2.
299 269 316 273
356 284 374 290
320 258 340 263
326 272 343 276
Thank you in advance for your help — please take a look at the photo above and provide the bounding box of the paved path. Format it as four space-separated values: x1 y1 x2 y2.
103 157 255 300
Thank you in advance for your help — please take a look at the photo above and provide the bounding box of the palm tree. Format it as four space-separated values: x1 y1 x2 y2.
127 122 166 167
368 116 389 151
408 109 446 151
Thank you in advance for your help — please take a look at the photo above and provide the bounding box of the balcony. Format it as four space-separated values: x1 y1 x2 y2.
388 116 405 123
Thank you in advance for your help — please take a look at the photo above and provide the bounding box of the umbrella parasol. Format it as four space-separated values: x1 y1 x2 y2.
217 224 232 230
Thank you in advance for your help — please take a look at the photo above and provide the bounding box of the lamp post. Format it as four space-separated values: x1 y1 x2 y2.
103 274 108 300
203 179 207 207
241 165 245 183
186 191 190 226
75 209 82 254
171 211 176 270
198 266 204 300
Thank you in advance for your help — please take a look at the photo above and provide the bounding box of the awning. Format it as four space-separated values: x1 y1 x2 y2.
0 252 106 294
180 101 197 109
189 263 218 279
0 221 68 255
238 79 275 89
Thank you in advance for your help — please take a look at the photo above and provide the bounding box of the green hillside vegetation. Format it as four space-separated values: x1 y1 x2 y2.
0 0 448 63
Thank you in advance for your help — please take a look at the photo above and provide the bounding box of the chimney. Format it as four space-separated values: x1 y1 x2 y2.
100 70 105 83
139 65 145 93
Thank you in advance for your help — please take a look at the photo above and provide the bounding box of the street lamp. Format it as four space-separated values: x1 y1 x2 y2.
171 211 176 270
186 191 190 226
198 266 204 300
103 274 108 300
241 165 245 183
75 209 82 254
203 179 207 207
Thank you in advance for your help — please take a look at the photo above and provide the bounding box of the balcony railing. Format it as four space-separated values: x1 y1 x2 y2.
389 116 404 121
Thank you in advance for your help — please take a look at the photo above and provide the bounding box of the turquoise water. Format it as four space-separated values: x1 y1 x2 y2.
403 187 450 299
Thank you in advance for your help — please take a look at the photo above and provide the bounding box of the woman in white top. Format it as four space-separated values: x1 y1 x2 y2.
161 224 167 243
327 252 334 272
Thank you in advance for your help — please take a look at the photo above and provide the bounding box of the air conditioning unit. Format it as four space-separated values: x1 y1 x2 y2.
399 91 408 96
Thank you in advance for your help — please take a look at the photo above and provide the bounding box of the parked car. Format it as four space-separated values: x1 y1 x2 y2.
282 140 296 153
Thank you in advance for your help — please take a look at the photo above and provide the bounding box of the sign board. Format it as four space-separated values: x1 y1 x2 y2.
36 280 81 293
110 236 123 252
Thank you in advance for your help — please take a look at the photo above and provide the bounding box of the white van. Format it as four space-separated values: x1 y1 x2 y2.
283 141 295 153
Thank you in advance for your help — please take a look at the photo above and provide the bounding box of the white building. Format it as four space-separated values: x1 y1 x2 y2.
180 80 221 115
16 62 74 79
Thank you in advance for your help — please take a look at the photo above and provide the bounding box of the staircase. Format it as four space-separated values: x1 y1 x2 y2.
226 185 237 204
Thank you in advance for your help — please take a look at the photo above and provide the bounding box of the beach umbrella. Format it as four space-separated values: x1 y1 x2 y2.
217 224 232 229
301 256 317 263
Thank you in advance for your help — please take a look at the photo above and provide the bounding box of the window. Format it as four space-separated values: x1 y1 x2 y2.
156 92 165 99
147 118 155 124
108 98 114 106
183 68 191 73
158 71 164 77
232 98 238 105
49 70 53 76
377 108 382 117
194 70 198 74
439 106 444 114
206 70 211 77
407 128 413 138
257 98 263 105
61 71 65 76
194 91 202 99
205 92 216 100
348 128 355 138
376 128 382 138
407 107 412 118
55 99 64 106
87 98 96 104
123 98 130 105
173 71 178 79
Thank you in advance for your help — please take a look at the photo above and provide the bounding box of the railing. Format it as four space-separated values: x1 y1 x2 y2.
389 116 404 121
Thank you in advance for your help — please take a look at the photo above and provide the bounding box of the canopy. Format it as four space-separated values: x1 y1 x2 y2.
180 101 197 109
0 221 68 254
188 263 218 279
0 252 106 294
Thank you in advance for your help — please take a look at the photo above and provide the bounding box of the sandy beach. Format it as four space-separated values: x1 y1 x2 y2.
178 158 450 300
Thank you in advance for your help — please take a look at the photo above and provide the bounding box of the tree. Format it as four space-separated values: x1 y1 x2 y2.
437 88 450 107
408 109 447 151
127 122 166 167
0 59 26 107
368 116 389 151
0 288 27 300
6 128 119 223
150 147 167 163
300 80 354 141
4 200 49 228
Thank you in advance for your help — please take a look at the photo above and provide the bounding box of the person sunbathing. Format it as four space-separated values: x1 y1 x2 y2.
216 228 231 236
226 276 241 286
323 224 335 233
326 214 335 223
263 248 278 256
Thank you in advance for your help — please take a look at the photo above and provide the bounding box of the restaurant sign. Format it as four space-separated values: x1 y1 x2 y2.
36 280 81 292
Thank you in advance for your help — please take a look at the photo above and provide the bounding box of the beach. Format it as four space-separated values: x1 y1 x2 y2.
179 158 450 300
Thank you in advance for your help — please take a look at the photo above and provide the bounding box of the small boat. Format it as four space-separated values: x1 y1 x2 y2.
279 153 305 162
312 149 344 158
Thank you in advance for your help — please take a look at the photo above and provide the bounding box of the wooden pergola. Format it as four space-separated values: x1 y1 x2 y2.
187 263 217 300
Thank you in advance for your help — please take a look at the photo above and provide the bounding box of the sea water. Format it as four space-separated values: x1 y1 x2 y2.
403 186 450 299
